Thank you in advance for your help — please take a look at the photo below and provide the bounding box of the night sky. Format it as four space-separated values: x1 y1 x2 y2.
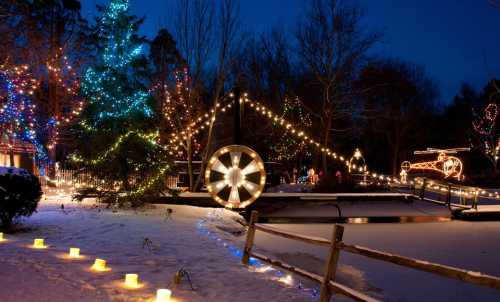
82 0 500 105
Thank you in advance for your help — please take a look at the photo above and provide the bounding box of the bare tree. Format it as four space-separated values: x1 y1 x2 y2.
172 0 241 191
194 0 241 191
296 0 378 173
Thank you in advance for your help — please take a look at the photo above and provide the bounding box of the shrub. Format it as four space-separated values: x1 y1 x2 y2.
0 167 42 229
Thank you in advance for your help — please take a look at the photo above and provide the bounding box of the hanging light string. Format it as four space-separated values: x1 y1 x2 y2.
166 99 234 156
243 96 391 181
243 96 500 201
69 130 161 165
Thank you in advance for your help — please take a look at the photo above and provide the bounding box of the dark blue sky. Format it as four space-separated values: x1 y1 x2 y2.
82 0 500 104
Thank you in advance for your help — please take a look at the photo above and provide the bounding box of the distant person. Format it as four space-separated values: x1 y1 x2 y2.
308 167 317 184
336 170 343 184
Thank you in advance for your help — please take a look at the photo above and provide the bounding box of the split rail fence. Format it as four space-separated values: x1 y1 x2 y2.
242 211 500 302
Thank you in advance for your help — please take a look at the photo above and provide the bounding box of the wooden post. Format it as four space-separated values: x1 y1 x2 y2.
319 224 344 302
242 211 259 265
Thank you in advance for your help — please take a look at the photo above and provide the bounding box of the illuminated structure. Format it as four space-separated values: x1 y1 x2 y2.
205 145 266 208
348 148 367 173
401 148 469 180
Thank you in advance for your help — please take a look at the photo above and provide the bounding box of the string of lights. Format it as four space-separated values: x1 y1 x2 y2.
243 97 392 181
69 130 160 165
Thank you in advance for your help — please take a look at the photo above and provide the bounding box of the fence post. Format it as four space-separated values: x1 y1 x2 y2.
319 224 344 302
242 211 259 265
420 178 426 199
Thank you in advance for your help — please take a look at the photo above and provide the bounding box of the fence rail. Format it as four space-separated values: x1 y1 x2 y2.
242 211 500 302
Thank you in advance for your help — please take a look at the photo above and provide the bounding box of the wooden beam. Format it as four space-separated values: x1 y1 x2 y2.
250 252 379 302
340 243 500 290
254 224 331 247
329 281 381 302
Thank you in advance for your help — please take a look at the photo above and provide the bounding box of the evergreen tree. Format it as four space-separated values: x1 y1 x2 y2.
73 0 171 204
271 97 311 163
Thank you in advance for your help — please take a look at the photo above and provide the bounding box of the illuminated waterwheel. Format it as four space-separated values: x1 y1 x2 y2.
205 145 266 208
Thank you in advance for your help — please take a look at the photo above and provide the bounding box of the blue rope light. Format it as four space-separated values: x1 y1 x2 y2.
196 213 320 299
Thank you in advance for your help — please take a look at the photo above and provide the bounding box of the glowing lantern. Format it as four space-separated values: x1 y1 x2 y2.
92 259 108 272
155 289 172 302
68 248 80 258
33 238 46 249
0 232 4 241
124 274 139 289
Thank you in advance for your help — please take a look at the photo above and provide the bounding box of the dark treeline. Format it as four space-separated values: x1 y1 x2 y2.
1 0 499 186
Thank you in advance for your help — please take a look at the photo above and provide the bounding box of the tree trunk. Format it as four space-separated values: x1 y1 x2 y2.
187 137 194 192
322 114 332 174
9 135 14 167
391 137 400 176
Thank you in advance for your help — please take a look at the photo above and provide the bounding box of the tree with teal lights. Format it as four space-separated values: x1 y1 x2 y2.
73 0 172 204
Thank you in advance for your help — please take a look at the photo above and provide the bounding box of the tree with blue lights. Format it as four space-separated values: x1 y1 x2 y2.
74 0 171 204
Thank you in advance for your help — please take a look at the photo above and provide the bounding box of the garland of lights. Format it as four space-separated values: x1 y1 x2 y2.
127 162 170 197
69 130 161 165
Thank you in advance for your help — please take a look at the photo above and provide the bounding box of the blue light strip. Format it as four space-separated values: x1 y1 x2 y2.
196 212 319 299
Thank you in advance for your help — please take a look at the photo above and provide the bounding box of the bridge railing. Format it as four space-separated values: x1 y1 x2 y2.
242 211 500 302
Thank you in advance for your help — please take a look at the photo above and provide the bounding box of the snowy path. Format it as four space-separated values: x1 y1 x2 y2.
0 196 310 302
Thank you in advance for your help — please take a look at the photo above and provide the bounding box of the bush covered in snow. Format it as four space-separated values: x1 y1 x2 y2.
0 167 42 228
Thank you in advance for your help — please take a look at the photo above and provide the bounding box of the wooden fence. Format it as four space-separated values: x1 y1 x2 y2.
242 211 500 302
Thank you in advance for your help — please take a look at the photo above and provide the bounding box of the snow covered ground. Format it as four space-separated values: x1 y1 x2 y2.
0 195 499 302
0 195 311 302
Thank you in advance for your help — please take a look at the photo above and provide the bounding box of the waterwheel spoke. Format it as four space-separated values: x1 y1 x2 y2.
241 160 259 175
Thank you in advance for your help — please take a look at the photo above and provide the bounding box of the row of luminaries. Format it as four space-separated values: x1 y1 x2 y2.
0 233 173 302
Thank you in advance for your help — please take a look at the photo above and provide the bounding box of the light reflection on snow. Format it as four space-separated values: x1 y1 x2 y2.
197 210 319 299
